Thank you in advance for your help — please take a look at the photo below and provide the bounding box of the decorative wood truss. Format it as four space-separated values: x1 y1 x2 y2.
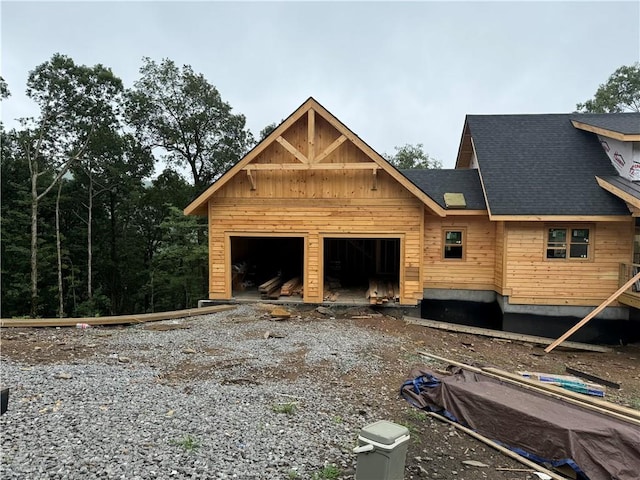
243 109 379 191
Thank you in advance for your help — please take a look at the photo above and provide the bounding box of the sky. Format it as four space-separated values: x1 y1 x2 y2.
1 1 639 169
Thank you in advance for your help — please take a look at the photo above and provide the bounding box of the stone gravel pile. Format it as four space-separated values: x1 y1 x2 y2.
1 305 402 479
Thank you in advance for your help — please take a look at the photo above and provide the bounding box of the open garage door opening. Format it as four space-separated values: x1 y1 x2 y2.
323 238 400 304
231 237 304 301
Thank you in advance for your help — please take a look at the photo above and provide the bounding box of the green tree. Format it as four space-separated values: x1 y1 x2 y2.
18 53 123 317
576 62 640 113
385 143 442 169
126 58 254 193
259 121 281 141
0 75 9 99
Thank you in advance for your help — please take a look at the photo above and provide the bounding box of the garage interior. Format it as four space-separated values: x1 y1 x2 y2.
230 237 304 300
323 237 401 304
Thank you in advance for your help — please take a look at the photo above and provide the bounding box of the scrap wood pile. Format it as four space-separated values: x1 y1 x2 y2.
367 278 400 304
323 277 341 302
258 275 302 299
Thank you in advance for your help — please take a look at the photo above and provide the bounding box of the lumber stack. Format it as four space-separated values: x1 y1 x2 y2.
367 279 400 304
280 277 302 296
259 276 282 299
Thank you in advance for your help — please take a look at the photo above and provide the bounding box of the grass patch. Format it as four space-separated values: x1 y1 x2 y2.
272 402 297 415
332 415 343 423
288 470 299 479
312 464 341 480
406 409 428 422
173 434 199 452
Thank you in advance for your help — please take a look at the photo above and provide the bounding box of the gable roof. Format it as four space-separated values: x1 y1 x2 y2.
184 97 446 217
571 113 640 140
401 168 486 210
463 114 630 218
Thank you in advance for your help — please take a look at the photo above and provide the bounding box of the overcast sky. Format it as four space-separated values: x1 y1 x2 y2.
2 1 639 168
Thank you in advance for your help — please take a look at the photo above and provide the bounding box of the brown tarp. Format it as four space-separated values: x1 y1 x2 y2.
402 367 640 480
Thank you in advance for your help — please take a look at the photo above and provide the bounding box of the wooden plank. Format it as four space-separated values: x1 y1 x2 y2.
246 169 256 190
242 162 378 171
418 351 640 426
405 316 612 353
483 366 640 422
0 305 236 328
276 136 309 164
315 135 347 163
425 412 567 480
307 109 315 162
544 270 640 353
258 276 282 293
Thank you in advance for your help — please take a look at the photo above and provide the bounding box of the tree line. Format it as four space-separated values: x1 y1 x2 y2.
1 56 637 318
1 55 256 318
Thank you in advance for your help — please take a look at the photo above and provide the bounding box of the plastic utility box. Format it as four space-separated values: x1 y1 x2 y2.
353 420 410 480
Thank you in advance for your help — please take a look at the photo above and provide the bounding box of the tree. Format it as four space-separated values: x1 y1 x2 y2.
0 75 9 99
385 143 442 169
576 62 640 113
18 53 123 317
126 58 254 193
259 121 281 141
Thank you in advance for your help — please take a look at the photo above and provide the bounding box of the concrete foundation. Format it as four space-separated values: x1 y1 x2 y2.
421 289 639 345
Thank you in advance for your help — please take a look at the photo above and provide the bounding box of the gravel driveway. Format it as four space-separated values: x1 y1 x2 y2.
1 305 407 480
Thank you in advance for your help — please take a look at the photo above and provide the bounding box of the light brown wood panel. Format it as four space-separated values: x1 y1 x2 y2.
209 198 424 304
423 216 497 290
503 220 634 306
214 168 413 200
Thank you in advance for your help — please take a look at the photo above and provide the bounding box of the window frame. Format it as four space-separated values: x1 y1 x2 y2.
442 228 466 261
544 225 594 262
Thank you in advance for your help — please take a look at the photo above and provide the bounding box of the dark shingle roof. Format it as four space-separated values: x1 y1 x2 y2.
466 114 629 216
599 175 640 201
401 168 486 210
570 113 640 135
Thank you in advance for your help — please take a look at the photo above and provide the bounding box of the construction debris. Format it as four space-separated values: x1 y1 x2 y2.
404 355 640 480
366 278 399 304
259 275 282 299
280 277 302 296
519 371 606 397
269 307 291 320
566 366 621 390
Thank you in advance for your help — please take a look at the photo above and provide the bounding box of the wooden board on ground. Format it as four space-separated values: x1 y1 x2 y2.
404 316 611 353
0 304 237 328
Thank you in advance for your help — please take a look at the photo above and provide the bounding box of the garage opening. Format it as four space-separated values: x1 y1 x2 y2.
231 237 304 300
323 237 400 304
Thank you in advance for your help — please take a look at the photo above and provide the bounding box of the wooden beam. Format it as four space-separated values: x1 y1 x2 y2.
545 269 640 353
246 168 256 190
242 162 378 171
405 316 611 352
371 168 378 191
0 305 236 328
315 135 347 163
307 109 315 162
276 136 309 163
425 412 567 480
418 351 640 426
571 120 640 142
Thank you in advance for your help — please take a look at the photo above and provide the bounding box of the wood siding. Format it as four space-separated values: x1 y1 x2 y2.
504 220 634 306
423 215 497 291
208 196 424 304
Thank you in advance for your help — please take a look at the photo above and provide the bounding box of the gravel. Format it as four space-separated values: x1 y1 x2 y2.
0 305 403 479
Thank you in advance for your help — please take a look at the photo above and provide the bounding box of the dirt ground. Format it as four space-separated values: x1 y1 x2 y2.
2 304 639 479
